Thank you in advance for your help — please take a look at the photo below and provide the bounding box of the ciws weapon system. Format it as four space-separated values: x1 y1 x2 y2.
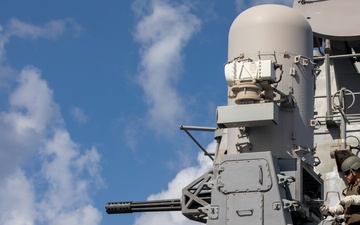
106 1 360 224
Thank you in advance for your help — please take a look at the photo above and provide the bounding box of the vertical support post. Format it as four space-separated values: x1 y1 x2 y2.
340 113 346 149
325 39 333 120
340 88 347 149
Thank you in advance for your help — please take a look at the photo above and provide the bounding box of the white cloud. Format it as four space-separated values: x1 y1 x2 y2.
134 141 216 225
37 129 103 225
6 18 81 40
49 205 102 225
0 170 35 225
0 18 102 225
71 106 89 124
235 0 293 12
0 66 103 225
132 0 201 134
8 66 60 133
0 66 58 178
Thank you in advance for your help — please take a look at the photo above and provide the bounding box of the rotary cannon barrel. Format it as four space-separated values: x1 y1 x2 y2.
105 199 182 214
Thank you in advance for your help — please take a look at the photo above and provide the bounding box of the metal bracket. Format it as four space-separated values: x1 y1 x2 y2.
294 55 314 67
277 173 295 186
282 199 301 212
273 202 282 211
236 142 252 152
310 119 321 129
198 205 219 220
205 175 215 188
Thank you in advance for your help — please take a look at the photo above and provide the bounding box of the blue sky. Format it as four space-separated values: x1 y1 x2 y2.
0 0 292 225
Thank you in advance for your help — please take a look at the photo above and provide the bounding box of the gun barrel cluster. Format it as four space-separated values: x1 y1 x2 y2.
105 199 182 214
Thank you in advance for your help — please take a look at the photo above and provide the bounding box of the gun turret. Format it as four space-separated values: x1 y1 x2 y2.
105 199 181 214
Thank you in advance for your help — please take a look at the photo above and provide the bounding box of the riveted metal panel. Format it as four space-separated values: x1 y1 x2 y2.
218 158 272 194
226 193 263 225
